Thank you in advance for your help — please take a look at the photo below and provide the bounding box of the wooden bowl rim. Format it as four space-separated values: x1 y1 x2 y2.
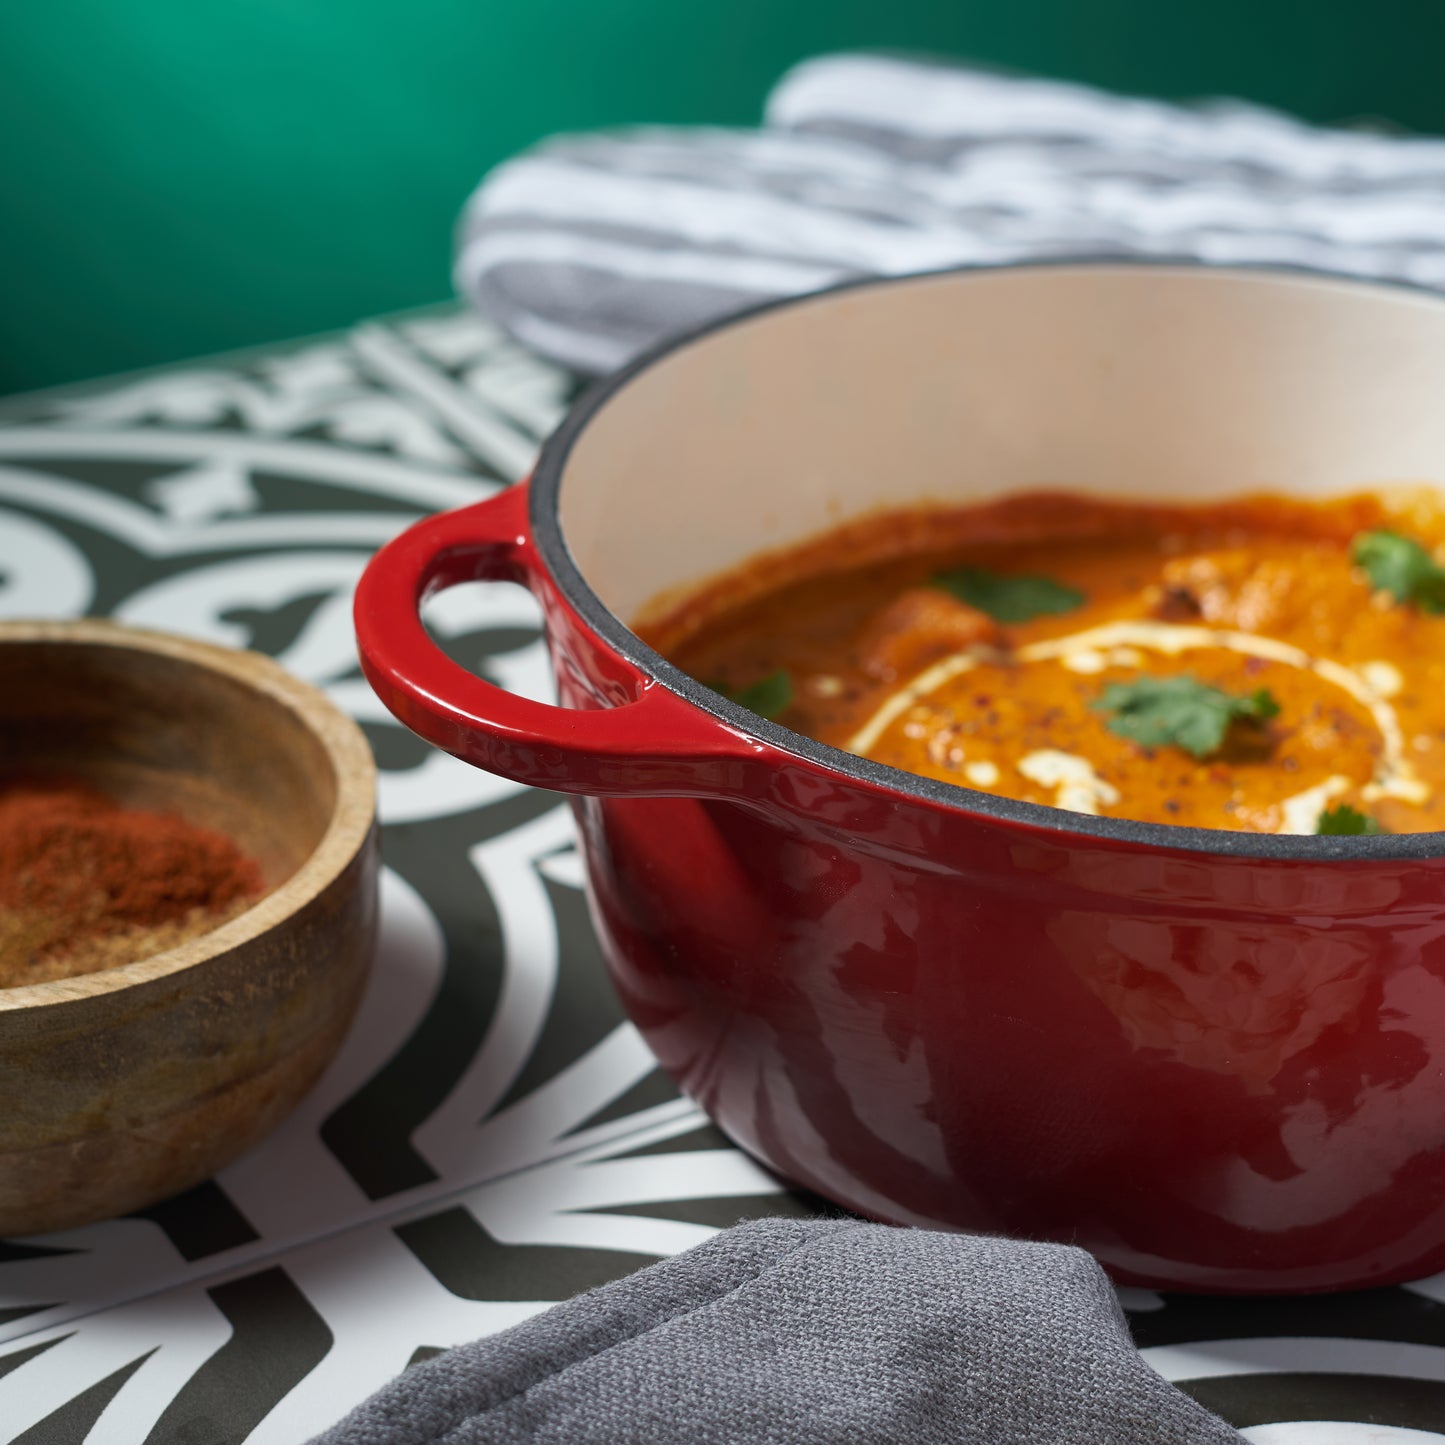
0 618 377 1013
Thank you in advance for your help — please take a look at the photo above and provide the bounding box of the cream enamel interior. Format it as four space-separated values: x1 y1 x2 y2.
554 266 1445 625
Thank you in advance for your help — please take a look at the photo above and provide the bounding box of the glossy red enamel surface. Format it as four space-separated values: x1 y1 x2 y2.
357 477 1445 1293
354 483 760 795
584 785 1445 1293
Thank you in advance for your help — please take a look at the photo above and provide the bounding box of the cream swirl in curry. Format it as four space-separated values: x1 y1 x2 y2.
639 492 1445 834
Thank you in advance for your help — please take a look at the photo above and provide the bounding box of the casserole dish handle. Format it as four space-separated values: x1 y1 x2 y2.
354 483 759 797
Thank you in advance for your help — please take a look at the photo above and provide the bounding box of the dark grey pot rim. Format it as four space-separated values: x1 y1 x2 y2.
529 257 1445 862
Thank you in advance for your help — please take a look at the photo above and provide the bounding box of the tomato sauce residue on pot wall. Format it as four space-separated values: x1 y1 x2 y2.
639 491 1445 836
0 778 266 988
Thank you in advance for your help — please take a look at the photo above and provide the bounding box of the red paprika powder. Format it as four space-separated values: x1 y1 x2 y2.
0 778 265 988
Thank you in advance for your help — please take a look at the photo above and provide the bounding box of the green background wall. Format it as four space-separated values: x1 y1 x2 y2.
2 0 1442 394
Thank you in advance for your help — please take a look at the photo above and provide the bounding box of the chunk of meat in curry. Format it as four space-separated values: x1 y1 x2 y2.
855 590 1001 683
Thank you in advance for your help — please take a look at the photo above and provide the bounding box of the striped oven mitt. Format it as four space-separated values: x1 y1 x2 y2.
455 52 1445 376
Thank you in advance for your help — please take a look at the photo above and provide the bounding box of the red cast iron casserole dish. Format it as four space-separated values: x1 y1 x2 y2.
356 262 1445 1293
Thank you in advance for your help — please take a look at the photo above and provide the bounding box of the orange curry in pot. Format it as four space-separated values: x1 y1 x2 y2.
639 492 1445 836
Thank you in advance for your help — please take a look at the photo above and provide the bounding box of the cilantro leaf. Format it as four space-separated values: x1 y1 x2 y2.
708 669 793 720
931 566 1084 623
1093 674 1280 758
1351 530 1445 613
1315 803 1383 836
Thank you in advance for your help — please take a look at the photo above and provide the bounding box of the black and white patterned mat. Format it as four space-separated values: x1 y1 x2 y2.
2 308 1444 1443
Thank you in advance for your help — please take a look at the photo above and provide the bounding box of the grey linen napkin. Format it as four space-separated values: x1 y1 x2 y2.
310 1218 1241 1443
456 53 1445 375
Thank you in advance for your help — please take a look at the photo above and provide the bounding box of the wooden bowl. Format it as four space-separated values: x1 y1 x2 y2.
0 620 378 1236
